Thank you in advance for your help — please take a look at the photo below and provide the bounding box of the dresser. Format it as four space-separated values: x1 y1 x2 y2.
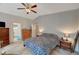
0 28 9 48
22 29 31 40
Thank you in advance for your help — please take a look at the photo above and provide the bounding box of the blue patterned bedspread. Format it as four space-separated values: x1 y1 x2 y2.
24 34 59 55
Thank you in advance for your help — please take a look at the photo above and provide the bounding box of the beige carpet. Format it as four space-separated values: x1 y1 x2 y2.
51 47 77 55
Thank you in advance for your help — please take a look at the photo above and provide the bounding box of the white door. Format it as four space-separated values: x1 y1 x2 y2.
13 23 22 42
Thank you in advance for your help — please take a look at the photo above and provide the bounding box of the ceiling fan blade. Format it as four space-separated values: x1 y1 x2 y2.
31 5 37 8
21 3 26 7
31 10 37 13
17 8 25 9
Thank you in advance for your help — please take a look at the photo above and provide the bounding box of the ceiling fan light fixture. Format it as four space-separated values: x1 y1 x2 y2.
26 9 31 13
17 3 37 14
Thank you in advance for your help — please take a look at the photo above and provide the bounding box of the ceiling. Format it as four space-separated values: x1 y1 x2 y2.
0 3 79 20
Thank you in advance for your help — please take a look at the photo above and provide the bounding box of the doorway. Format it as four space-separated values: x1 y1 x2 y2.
12 23 22 42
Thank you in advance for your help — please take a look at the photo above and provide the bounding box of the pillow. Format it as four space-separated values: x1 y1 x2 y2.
39 33 59 40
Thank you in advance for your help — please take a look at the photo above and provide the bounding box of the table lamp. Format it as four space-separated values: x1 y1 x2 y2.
63 33 70 41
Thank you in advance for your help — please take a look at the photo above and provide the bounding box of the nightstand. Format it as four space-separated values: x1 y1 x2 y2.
59 38 73 52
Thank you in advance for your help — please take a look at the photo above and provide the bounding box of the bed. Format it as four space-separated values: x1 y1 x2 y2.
24 33 60 55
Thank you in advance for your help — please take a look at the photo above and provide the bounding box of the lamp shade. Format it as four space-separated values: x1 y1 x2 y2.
63 33 70 41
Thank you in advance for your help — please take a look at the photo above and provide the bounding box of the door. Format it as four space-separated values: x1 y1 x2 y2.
12 23 22 42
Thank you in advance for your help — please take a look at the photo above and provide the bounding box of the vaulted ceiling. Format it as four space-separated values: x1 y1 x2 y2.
0 3 79 20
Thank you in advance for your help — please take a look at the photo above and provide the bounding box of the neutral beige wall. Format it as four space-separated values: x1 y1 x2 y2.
0 12 32 43
74 9 79 31
34 9 79 39
75 9 79 54
77 10 79 30
75 9 79 31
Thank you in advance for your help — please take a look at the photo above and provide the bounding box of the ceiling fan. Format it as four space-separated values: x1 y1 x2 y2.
17 3 37 14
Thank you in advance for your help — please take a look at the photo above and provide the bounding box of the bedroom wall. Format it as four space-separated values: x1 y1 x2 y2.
34 9 79 39
77 10 79 30
0 12 32 43
75 9 79 31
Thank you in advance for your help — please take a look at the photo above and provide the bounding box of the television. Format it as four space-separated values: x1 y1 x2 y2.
0 22 5 27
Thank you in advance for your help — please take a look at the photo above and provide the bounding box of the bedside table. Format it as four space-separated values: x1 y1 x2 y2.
59 39 73 52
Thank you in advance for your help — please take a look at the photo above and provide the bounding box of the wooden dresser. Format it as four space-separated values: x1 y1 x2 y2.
0 28 9 48
22 29 31 40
